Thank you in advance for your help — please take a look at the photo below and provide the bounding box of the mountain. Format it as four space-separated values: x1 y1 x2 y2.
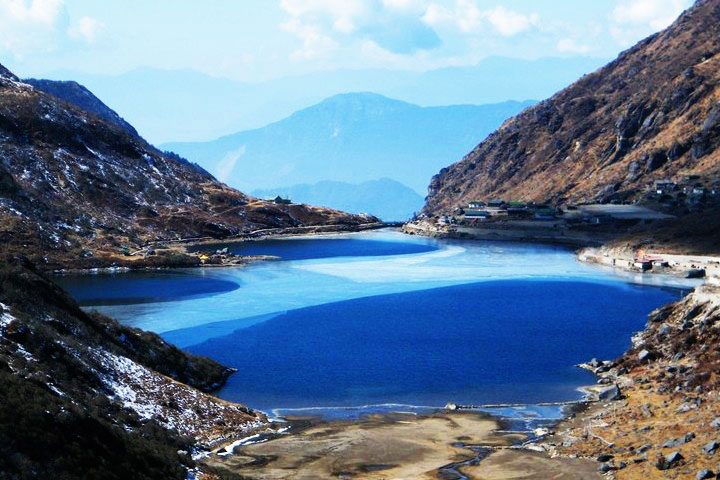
164 94 535 195
423 0 720 215
252 178 424 222
0 257 265 479
44 56 606 143
0 64 375 270
24 78 139 137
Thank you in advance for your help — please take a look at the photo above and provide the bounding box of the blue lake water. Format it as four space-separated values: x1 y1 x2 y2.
56 230 692 418
187 236 438 260
57 270 240 305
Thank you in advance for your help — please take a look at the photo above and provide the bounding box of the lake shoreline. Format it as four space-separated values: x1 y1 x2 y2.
403 219 720 283
61 230 690 478
49 223 395 275
401 223 720 477
203 409 601 479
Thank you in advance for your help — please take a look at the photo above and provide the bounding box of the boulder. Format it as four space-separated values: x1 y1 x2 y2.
696 469 715 480
710 417 720 429
655 451 684 470
658 324 672 336
687 269 706 279
597 384 622 401
703 440 718 454
662 433 695 448
638 349 651 362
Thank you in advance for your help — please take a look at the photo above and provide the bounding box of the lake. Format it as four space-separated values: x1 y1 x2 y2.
56 230 690 419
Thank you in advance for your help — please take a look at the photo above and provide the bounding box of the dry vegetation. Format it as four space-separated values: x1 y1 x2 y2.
425 0 720 214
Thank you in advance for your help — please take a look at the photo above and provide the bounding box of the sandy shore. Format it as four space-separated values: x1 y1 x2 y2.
202 411 600 479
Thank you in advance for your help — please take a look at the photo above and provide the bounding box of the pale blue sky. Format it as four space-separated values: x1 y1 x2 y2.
0 0 693 82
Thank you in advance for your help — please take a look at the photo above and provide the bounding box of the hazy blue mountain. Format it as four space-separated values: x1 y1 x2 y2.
46 56 606 143
163 93 535 194
252 179 424 222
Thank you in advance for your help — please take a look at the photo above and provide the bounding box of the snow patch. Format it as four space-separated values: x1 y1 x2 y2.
93 348 265 440
0 302 16 335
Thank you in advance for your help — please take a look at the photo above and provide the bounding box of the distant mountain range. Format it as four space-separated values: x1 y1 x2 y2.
44 56 607 143
164 93 535 196
252 179 424 222
0 64 373 270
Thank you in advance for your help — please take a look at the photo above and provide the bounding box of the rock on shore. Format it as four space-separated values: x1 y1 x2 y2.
547 285 720 477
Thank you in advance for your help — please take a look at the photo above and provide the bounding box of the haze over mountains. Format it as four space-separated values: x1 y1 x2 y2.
31 56 609 222
0 64 373 270
47 56 606 144
165 94 534 220
252 179 425 222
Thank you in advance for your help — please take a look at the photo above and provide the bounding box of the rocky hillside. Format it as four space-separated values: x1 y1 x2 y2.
0 64 375 269
424 0 720 214
0 257 267 479
551 283 720 478
24 78 139 137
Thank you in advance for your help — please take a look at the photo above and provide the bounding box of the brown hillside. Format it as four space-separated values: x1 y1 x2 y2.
424 0 720 214
0 65 376 269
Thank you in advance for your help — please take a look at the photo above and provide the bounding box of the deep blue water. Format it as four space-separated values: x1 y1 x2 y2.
57 271 240 305
185 279 676 412
57 232 687 417
187 237 438 260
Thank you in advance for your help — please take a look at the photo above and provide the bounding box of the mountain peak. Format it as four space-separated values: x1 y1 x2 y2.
317 92 414 109
0 70 376 268
0 63 18 82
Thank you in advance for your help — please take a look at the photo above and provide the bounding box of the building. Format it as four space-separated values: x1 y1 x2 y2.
487 199 504 208
463 209 491 221
533 207 557 221
634 260 652 271
468 201 485 209
506 202 530 217
691 186 706 196
654 180 676 195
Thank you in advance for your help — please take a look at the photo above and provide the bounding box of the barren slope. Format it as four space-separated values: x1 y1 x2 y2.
0 65 375 269
424 0 720 214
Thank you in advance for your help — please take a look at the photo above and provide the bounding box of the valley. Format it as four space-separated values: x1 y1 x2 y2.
1 0 719 479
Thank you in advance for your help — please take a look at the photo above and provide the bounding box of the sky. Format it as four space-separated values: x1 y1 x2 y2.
0 0 694 82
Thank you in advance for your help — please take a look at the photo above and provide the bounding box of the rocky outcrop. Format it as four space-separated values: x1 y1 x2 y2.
0 258 266 479
423 0 720 214
0 65 377 269
551 285 720 477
